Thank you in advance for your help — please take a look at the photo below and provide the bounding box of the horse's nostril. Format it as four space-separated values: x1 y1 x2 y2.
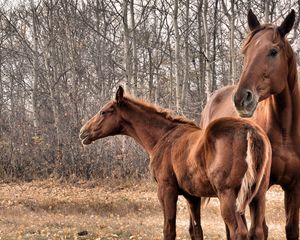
240 89 254 108
79 129 88 139
245 90 253 103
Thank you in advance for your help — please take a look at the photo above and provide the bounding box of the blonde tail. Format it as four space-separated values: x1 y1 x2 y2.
236 127 271 213
236 131 257 213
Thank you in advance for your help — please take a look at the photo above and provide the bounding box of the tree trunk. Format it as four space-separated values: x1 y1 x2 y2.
212 0 219 91
173 0 181 112
222 0 236 85
130 0 138 95
181 0 190 108
0 15 3 129
148 48 154 100
202 0 212 102
95 0 104 96
154 67 159 104
30 0 39 129
265 0 270 23
229 0 235 84
44 0 63 165
169 54 173 109
196 0 205 108
122 0 131 90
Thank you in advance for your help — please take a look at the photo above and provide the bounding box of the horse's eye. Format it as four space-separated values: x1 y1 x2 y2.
100 109 114 116
269 48 278 57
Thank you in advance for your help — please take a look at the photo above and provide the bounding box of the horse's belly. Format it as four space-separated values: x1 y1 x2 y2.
178 175 216 197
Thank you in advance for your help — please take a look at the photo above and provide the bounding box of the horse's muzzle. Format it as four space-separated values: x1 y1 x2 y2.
79 129 92 145
233 89 258 118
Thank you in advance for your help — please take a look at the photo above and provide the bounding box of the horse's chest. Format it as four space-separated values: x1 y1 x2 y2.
270 142 300 186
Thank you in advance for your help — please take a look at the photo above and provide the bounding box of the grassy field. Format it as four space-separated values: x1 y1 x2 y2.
0 178 293 239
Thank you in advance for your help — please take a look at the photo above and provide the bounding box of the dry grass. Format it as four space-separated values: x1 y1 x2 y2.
0 178 294 239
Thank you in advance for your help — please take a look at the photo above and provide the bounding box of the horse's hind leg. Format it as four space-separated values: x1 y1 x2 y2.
225 223 230 240
241 214 248 230
284 183 300 240
262 218 268 239
219 190 247 240
185 196 203 240
248 193 267 240
157 183 178 240
225 214 248 240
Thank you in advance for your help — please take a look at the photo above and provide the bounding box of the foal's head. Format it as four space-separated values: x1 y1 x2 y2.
234 9 296 117
79 86 125 145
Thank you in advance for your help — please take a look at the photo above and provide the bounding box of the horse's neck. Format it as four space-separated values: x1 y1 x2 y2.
259 79 300 142
121 109 177 154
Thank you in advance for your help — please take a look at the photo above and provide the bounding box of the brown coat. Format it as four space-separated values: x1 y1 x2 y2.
80 86 272 240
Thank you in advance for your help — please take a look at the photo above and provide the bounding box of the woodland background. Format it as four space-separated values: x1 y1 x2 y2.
0 0 299 180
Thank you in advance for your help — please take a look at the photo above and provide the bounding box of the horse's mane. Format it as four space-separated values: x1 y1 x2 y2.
123 94 197 126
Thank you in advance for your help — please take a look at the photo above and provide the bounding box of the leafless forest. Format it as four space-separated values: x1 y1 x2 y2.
0 0 300 180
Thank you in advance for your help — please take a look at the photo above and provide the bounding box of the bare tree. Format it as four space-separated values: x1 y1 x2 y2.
130 0 138 95
265 0 270 22
122 0 132 90
173 0 181 112
222 0 236 84
181 0 190 107
203 0 212 102
0 0 299 180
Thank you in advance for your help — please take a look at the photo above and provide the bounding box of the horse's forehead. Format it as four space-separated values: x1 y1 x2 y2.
251 30 275 45
247 31 278 54
254 39 261 46
101 101 115 110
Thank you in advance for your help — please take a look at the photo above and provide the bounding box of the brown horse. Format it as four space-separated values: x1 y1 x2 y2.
80 86 272 240
200 9 300 240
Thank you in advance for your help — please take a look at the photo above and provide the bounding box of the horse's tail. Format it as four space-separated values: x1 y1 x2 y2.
236 127 272 213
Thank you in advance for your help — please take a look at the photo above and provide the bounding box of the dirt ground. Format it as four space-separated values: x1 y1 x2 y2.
0 178 294 239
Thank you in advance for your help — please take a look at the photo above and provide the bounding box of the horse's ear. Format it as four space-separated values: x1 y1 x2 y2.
248 9 260 31
278 9 295 37
116 86 124 104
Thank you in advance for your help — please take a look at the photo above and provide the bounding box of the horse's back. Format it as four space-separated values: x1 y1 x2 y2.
200 85 238 128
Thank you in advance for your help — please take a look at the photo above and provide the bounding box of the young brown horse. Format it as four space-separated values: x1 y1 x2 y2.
200 9 300 240
80 86 272 240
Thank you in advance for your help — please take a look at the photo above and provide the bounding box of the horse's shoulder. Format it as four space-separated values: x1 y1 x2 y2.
200 85 237 128
211 85 236 100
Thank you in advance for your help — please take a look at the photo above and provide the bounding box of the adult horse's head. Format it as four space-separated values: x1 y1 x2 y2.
79 86 125 145
233 9 296 117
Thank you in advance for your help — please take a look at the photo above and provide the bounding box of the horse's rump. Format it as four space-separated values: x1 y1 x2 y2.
203 118 272 213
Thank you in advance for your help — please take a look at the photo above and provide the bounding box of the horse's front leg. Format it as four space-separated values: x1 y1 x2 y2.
158 183 178 240
185 196 203 240
284 183 300 240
